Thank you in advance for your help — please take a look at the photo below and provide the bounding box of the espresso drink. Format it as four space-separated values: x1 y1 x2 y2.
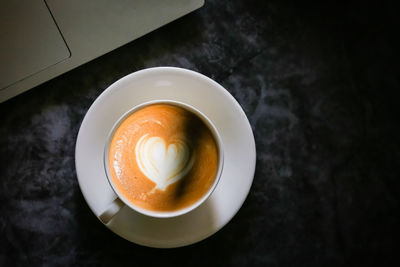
108 104 219 212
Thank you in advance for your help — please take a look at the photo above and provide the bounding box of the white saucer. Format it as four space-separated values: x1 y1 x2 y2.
75 67 256 248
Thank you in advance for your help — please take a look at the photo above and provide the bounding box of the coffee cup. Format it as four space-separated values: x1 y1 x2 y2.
99 100 224 223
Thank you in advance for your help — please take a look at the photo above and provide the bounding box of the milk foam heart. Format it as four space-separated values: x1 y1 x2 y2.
135 134 195 190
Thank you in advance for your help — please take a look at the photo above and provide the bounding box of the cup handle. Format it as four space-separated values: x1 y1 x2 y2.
99 197 125 224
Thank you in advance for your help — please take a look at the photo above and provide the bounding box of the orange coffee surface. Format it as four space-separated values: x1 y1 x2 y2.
108 104 219 212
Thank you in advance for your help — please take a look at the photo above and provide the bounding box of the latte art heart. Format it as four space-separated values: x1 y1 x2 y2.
135 134 195 190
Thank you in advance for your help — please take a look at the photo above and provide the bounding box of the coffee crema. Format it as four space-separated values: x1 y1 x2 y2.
108 104 219 212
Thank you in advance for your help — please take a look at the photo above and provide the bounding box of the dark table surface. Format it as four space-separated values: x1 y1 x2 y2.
1 1 399 266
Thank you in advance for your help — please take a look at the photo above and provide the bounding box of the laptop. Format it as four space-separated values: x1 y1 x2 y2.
0 0 204 102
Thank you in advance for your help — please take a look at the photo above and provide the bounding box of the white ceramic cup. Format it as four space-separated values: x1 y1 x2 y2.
99 100 224 223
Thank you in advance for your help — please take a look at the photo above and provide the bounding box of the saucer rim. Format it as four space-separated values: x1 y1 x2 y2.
75 66 256 248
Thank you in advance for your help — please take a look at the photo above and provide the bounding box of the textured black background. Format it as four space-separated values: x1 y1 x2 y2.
1 1 399 266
